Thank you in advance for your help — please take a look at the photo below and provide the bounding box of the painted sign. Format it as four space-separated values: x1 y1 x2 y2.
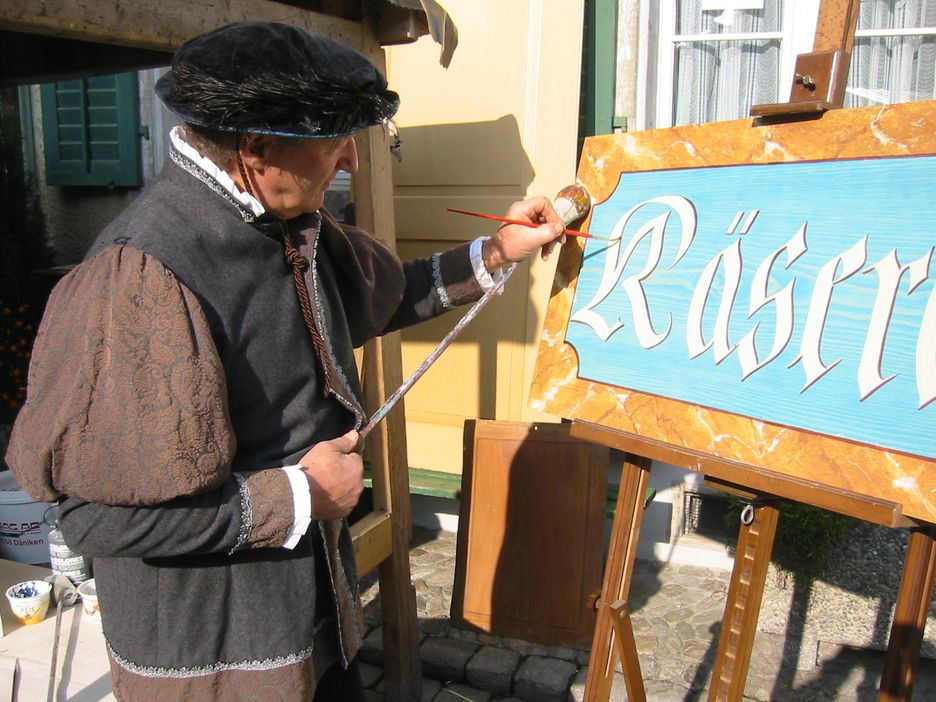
567 156 935 461
530 101 936 522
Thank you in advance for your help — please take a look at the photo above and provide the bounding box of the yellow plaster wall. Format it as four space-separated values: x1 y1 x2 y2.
385 1 585 473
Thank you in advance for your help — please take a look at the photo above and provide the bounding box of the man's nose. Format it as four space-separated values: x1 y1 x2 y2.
339 138 359 174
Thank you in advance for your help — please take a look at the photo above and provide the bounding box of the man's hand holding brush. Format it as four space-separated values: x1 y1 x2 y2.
479 196 568 272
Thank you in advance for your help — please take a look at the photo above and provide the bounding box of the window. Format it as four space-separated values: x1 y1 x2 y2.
641 0 934 130
39 72 142 187
848 0 936 106
649 0 819 128
324 170 354 222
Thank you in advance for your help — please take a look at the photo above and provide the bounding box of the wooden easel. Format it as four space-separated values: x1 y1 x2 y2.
574 421 936 702
576 2 936 699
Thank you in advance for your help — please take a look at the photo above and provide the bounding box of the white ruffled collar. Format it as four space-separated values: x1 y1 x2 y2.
169 126 266 219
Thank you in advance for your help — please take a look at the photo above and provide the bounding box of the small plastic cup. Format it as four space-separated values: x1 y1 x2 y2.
77 578 100 619
5 580 52 625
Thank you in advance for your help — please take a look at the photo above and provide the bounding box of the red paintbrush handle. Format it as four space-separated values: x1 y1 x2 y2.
446 208 601 239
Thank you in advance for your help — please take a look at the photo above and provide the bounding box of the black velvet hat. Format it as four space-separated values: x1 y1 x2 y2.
156 21 400 138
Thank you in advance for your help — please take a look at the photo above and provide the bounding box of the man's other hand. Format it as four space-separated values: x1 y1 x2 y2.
299 430 364 520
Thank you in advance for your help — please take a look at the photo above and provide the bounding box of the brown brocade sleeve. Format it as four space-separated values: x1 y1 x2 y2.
238 470 295 549
5 245 236 506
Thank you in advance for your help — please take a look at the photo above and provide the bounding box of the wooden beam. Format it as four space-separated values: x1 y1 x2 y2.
353 26 422 702
570 421 909 528
880 528 936 701
0 0 363 52
0 31 171 86
350 509 393 579
608 600 646 702
583 452 651 701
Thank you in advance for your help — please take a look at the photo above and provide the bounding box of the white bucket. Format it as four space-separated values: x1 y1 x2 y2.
0 471 53 565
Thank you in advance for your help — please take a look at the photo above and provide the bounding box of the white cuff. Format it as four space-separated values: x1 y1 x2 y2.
469 236 504 293
281 465 313 550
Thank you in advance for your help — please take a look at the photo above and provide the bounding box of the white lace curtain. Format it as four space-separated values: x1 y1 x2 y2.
670 0 934 125
847 0 936 106
673 0 781 126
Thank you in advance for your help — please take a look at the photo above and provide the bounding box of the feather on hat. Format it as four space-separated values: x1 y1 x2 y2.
156 21 400 138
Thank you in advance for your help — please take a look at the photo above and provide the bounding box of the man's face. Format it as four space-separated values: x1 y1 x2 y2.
249 135 359 219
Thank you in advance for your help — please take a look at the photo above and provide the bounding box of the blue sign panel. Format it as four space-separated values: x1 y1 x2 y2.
567 156 936 460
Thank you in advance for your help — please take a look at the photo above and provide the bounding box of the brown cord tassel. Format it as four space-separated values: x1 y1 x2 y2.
281 221 337 397
236 147 335 397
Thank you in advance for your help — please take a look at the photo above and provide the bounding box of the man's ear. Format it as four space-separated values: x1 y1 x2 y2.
239 134 271 170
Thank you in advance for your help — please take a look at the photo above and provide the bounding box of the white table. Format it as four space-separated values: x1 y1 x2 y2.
0 603 114 701
0 558 114 702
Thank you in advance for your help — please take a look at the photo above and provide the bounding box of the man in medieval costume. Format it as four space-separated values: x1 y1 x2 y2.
5 21 565 701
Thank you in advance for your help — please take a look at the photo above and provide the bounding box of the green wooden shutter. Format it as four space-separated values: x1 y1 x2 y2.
40 72 142 187
581 0 618 140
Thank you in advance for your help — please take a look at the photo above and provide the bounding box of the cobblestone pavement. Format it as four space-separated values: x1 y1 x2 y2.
359 527 936 701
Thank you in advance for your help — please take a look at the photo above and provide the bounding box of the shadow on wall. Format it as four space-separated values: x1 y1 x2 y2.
384 115 538 421
392 115 532 191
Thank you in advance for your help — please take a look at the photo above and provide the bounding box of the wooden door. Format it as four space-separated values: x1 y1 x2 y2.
452 420 608 647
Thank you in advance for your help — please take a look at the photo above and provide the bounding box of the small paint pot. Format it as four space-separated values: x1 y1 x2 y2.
5 579 51 625
77 578 100 619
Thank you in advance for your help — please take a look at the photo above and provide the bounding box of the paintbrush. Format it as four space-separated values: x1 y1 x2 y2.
446 208 609 240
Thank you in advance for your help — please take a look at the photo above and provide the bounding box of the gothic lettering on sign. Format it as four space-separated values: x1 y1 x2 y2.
566 156 936 459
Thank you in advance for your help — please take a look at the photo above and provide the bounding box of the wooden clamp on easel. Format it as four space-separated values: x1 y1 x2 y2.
751 0 860 118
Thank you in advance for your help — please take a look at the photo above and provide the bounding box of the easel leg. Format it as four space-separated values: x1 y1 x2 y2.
708 501 780 702
879 528 936 702
584 455 651 702
609 600 646 702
